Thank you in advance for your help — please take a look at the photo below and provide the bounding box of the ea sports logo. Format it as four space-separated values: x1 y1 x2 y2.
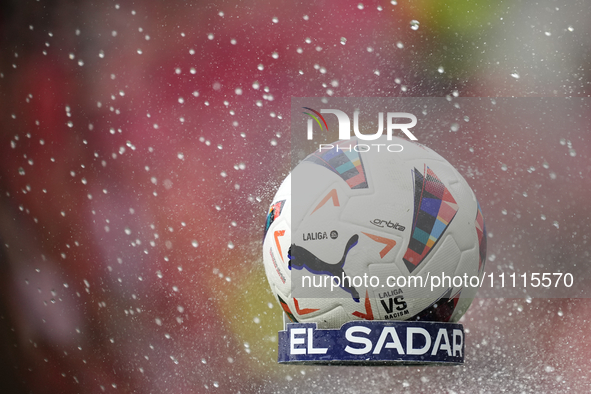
303 107 418 141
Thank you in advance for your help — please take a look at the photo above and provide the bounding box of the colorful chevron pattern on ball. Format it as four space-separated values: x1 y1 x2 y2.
305 141 368 189
475 201 487 276
403 166 458 273
264 200 285 239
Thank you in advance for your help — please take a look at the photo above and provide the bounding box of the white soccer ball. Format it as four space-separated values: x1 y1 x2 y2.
262 137 486 329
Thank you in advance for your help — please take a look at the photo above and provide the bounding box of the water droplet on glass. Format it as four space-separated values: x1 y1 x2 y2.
552 221 559 229
227 242 234 249
540 214 546 220
18 167 25 175
511 72 520 79
500 163 508 171
257 64 264 71
177 152 184 160
272 17 278 23
567 26 574 32
410 20 420 30
357 3 364 10
450 123 459 132
501 209 507 215
396 41 404 49
340 37 347 45
437 66 444 74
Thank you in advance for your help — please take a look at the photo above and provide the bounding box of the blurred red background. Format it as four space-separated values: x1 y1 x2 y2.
1 1 590 393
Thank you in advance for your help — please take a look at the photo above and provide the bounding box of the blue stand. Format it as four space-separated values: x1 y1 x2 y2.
278 319 464 365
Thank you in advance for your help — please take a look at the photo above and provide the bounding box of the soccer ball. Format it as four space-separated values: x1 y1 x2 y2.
262 136 486 329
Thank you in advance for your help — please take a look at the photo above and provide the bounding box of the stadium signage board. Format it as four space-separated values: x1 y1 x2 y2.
278 320 464 365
